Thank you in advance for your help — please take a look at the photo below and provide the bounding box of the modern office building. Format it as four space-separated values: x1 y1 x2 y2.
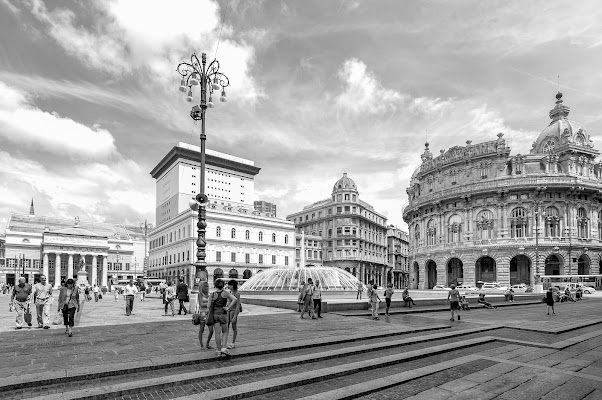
403 93 602 290
0 206 146 288
287 173 389 286
147 143 295 286
387 225 410 288
254 201 277 217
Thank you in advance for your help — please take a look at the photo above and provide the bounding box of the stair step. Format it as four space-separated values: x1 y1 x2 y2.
23 326 500 400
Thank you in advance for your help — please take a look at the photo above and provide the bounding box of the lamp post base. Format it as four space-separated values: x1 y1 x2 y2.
534 283 544 294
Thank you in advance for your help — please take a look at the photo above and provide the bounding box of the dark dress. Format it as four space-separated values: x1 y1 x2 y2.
545 291 554 306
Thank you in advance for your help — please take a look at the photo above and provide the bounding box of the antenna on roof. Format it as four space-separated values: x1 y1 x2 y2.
557 75 560 92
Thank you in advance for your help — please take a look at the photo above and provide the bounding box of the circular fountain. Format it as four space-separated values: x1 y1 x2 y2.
240 266 360 292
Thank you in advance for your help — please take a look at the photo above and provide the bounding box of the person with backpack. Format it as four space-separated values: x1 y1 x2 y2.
206 279 238 357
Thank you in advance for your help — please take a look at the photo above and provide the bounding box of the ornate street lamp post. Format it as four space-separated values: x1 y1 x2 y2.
177 53 229 308
534 210 544 293
139 220 153 279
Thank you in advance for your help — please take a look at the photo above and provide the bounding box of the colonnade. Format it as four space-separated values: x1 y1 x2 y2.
42 253 109 288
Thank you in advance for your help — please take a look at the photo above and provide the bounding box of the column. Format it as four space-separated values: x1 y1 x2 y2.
92 256 98 286
67 254 73 279
42 253 49 280
101 256 108 288
54 254 61 288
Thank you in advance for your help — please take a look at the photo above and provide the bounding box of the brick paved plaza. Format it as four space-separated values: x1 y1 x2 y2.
1 291 602 399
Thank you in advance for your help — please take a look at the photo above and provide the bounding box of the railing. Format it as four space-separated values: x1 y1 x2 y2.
403 175 602 215
414 235 600 251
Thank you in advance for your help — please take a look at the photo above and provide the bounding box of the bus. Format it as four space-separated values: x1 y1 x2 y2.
541 275 602 290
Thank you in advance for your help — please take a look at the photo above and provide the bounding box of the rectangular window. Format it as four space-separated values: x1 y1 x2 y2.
337 207 342 214
231 252 236 262
296 249 301 258
245 253 250 263
216 251 221 262
259 254 263 264
285 256 289 266
272 255 276 264
125 263 130 271
328 208 332 215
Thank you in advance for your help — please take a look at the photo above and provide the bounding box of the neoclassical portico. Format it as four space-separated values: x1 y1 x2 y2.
42 227 110 288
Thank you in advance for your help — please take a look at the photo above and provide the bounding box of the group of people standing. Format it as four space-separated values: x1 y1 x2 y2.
195 279 241 358
359 281 416 320
297 279 323 319
159 278 189 316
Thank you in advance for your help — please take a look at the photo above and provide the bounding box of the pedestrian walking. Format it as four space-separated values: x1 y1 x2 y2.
384 283 394 315
448 284 461 321
164 281 176 316
123 279 138 316
176 278 188 315
546 287 556 315
300 278 315 319
57 279 80 337
226 279 242 349
93 285 100 302
33 275 53 329
206 279 238 357
370 284 381 320
196 280 214 349
140 284 146 301
11 277 32 329
114 288 119 301
312 280 323 318
367 280 374 311
297 281 306 312
356 281 364 300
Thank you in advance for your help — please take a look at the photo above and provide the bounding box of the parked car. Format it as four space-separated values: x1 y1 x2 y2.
481 282 508 291
456 284 477 291
510 284 528 293
433 285 451 291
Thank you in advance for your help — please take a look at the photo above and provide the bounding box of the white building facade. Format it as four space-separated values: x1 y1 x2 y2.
147 143 295 286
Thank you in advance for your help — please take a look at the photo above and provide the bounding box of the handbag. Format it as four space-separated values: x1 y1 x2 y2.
185 294 190 302
52 311 63 325
205 293 216 326
192 312 202 325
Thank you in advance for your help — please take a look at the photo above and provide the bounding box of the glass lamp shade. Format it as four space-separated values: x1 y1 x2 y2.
212 77 220 90
179 85 187 92
189 77 199 86
186 95 193 102
220 90 227 103
208 96 214 108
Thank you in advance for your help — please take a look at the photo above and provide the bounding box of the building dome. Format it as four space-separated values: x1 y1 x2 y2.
332 172 358 192
531 92 593 154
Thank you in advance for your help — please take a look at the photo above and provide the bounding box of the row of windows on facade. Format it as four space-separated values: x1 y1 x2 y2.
150 251 288 266
413 206 596 244
216 227 290 243
301 218 386 232
5 259 41 268
293 205 384 225
296 249 323 259
326 249 384 260
322 240 385 256
41 260 132 271
149 267 254 280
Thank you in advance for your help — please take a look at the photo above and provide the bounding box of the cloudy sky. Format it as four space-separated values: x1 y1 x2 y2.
1 0 602 233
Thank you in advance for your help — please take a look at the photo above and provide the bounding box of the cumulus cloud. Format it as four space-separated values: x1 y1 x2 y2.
0 81 117 159
335 58 404 114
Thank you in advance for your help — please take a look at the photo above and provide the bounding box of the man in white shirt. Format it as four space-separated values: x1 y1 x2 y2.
93 284 100 302
123 279 138 316
33 276 53 329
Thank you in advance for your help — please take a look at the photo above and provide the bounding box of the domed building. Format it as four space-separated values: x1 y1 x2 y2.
403 93 602 291
287 173 390 286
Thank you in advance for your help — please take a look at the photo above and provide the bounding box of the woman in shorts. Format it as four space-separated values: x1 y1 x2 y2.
226 280 242 349
384 283 394 316
207 279 238 357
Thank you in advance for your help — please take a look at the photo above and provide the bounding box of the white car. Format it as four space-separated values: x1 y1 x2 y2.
481 282 508 291
456 284 477 291
564 282 596 294
433 285 451 291
510 284 528 293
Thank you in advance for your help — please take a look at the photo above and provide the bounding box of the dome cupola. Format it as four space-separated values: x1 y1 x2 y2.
332 172 358 194
531 92 593 154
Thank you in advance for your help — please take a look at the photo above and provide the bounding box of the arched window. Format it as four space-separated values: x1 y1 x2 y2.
545 206 560 237
543 140 555 153
285 234 289 244
577 207 589 238
259 231 263 241
229 268 239 278
272 233 276 243
476 210 494 240
231 228 236 239
213 268 224 282
426 219 436 246
448 214 462 243
510 207 528 238
216 226 221 237
245 230 250 240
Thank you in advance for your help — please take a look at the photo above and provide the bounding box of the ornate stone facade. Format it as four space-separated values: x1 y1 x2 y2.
403 93 602 289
